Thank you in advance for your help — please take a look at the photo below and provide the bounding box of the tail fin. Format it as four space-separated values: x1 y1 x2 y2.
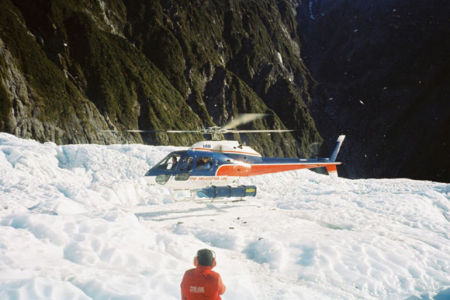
329 135 346 162
326 135 345 177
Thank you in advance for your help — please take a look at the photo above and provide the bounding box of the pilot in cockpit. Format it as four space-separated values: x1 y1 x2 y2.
196 157 212 170
171 156 178 169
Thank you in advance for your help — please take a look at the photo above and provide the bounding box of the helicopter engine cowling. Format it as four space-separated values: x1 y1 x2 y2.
216 162 251 176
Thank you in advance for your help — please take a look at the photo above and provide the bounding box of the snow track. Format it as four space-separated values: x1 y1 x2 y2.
0 133 449 299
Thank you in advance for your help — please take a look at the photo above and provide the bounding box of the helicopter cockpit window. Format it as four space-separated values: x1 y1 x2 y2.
196 157 213 170
155 174 171 185
178 156 194 172
154 152 184 171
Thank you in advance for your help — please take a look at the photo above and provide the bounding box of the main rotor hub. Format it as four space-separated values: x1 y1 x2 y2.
202 126 225 140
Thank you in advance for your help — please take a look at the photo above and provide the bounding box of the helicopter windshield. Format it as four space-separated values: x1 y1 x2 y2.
153 151 186 171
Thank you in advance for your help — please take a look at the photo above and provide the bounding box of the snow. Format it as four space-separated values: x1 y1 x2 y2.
0 132 449 300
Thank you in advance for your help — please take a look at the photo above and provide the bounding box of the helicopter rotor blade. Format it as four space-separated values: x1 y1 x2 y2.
225 129 293 133
100 114 288 136
101 129 201 133
126 129 164 133
222 113 268 130
165 130 203 133
99 129 150 133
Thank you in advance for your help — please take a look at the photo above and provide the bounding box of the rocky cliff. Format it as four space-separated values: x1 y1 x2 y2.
296 0 449 182
1 0 448 181
0 0 321 157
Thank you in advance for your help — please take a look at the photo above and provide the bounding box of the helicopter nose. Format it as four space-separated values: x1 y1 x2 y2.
145 168 159 176
143 171 158 185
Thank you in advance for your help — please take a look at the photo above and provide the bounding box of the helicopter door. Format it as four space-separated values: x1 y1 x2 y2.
193 156 213 175
175 156 194 181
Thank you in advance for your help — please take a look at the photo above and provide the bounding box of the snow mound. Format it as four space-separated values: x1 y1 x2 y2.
0 133 449 299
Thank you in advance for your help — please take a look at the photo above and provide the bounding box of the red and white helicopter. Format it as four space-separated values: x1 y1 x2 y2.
139 114 345 199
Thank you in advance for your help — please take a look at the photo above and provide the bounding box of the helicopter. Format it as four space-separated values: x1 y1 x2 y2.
135 114 346 199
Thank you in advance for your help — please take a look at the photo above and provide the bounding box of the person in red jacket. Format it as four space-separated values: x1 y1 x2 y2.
181 249 226 300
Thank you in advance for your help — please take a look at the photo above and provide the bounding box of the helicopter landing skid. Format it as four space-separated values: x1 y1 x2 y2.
193 185 257 199
169 186 256 202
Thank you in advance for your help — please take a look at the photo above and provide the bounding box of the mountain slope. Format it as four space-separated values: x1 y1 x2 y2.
0 0 321 157
296 0 450 181
1 0 448 180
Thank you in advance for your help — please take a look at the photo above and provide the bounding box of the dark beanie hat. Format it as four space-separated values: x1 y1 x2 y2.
197 249 214 266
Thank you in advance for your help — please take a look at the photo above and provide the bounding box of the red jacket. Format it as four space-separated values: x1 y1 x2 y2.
181 266 226 300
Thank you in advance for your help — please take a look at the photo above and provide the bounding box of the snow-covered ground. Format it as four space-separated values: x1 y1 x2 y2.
0 133 449 300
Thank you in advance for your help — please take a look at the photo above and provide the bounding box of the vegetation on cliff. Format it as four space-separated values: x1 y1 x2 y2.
0 0 321 157
3 0 445 180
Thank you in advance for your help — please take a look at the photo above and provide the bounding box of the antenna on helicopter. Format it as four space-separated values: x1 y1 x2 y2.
103 113 292 140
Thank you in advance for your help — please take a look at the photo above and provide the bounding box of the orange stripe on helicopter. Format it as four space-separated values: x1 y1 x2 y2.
216 163 340 176
325 165 337 173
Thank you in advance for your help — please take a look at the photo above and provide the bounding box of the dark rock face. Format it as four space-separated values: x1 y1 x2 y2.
296 0 450 182
1 0 447 181
0 0 321 158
